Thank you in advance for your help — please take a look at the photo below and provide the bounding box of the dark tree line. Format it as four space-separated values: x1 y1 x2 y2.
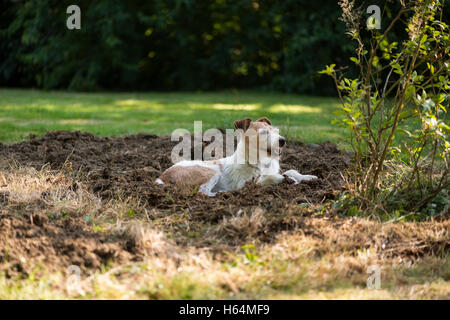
2 0 443 94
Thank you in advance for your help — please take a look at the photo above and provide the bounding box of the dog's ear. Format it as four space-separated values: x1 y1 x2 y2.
256 117 272 126
234 117 252 131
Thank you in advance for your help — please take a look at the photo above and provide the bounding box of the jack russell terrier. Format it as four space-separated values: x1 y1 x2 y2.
156 117 318 196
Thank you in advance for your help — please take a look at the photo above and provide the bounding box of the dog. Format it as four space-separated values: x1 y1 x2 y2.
156 117 318 196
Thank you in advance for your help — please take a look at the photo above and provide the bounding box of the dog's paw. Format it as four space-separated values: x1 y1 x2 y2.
301 174 318 181
284 170 318 185
198 189 217 197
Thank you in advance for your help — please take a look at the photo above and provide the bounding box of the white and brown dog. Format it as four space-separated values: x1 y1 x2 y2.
156 117 317 196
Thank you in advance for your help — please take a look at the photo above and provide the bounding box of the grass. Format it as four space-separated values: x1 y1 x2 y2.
1 251 448 300
0 88 347 145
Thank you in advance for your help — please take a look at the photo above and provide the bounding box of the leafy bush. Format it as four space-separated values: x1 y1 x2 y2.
321 0 449 219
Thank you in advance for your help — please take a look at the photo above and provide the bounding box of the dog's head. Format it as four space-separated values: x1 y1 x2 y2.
234 117 285 165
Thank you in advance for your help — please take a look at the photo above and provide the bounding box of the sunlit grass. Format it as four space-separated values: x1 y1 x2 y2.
268 104 321 113
211 103 260 111
0 88 347 145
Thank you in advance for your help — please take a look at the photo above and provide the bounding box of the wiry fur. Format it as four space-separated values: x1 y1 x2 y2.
157 117 317 196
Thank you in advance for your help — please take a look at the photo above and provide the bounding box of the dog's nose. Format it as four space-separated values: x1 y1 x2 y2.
279 137 286 147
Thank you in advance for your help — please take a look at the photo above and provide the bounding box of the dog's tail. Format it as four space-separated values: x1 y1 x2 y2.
155 178 164 185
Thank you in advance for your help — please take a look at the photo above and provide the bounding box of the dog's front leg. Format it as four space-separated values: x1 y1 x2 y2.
198 173 220 197
283 169 318 184
256 173 285 186
257 158 285 186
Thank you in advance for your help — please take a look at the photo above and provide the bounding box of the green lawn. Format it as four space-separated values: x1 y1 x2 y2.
0 88 346 145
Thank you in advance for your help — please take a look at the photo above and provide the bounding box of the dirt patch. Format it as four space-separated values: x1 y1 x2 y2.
0 131 352 270
1 131 448 275
1 131 351 244
2 130 350 204
0 211 139 277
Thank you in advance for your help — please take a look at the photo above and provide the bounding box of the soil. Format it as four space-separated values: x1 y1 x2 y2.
1 131 447 276
1 131 350 204
0 211 138 277
0 131 350 274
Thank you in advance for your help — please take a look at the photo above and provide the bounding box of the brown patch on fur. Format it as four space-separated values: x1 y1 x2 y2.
256 117 272 125
234 118 252 132
248 121 267 131
159 165 216 190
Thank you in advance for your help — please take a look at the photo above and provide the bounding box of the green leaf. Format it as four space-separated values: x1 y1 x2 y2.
318 64 336 76
372 56 379 68
350 57 359 64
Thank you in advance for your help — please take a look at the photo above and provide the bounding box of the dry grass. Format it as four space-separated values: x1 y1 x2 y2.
0 166 449 299
0 164 100 216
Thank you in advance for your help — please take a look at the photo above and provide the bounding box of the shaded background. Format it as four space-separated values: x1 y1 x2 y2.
1 0 448 94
